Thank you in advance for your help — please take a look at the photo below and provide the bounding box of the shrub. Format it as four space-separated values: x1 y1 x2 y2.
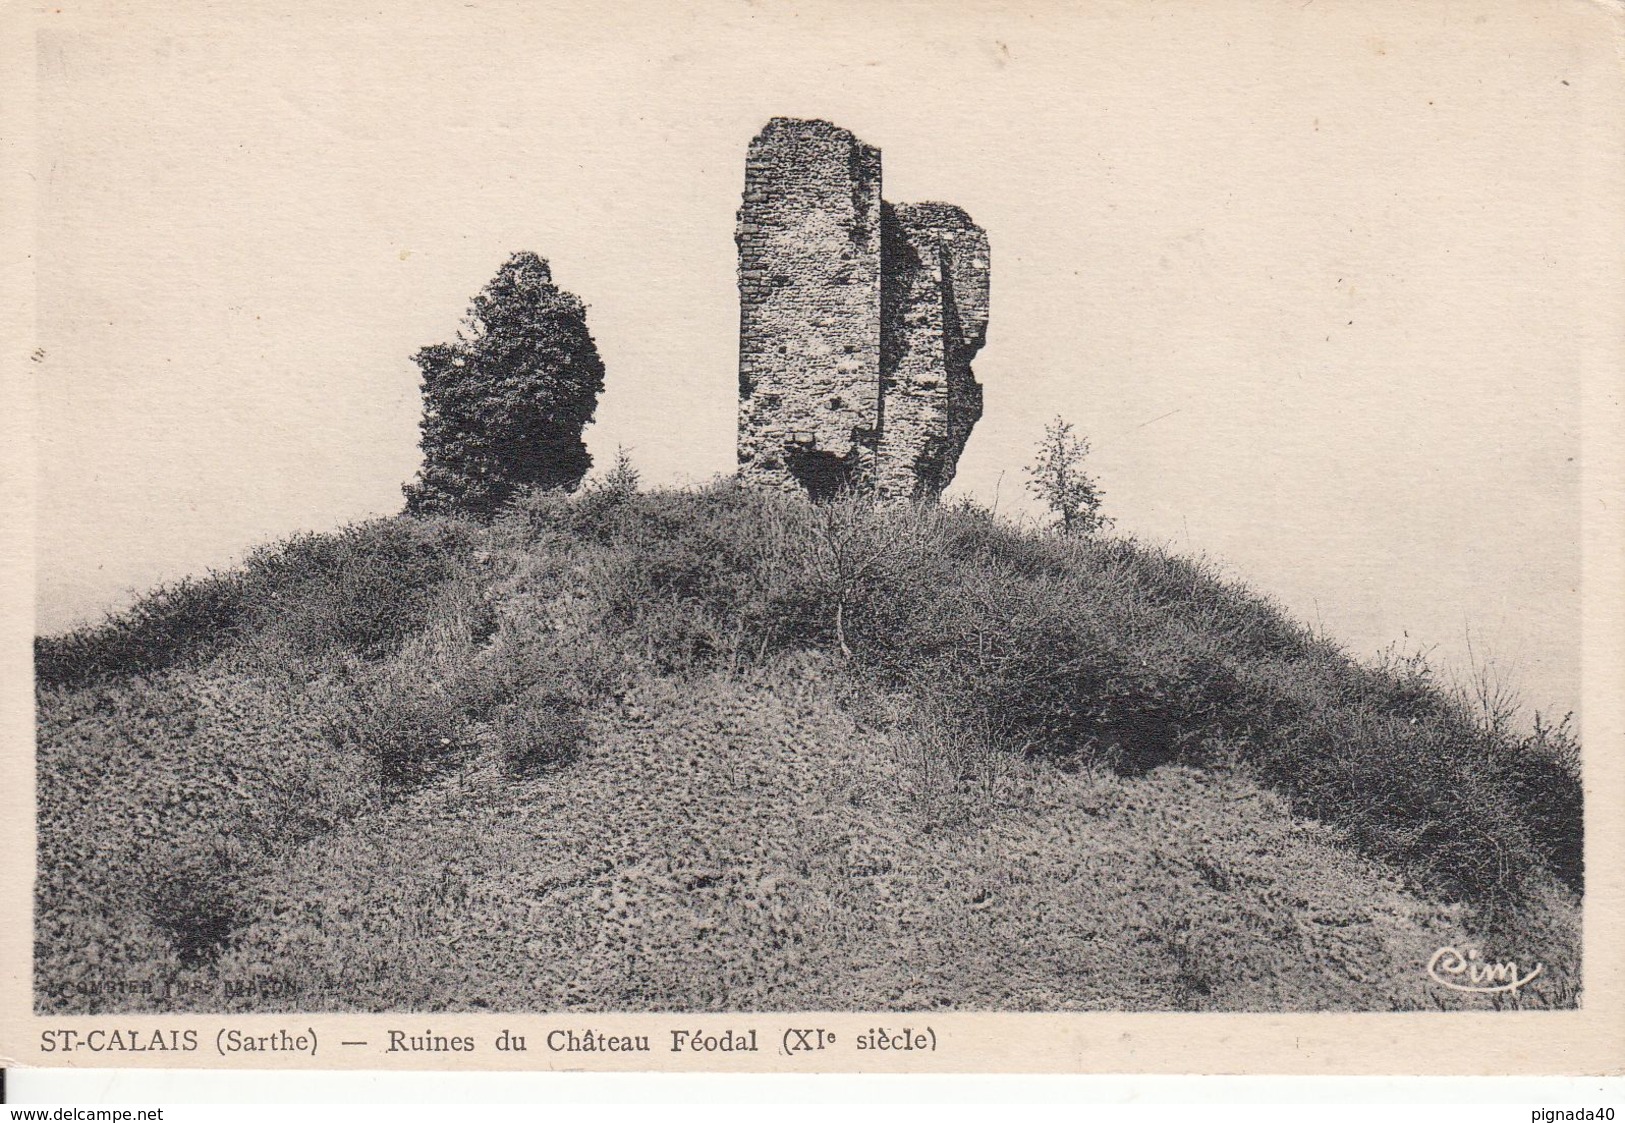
403 252 607 520
36 516 480 689
493 686 588 776
245 517 481 660
35 572 249 688
145 839 248 967
331 665 475 792
1025 416 1108 535
894 699 1013 831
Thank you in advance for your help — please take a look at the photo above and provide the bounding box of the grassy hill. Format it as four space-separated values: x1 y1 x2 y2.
34 481 1582 1012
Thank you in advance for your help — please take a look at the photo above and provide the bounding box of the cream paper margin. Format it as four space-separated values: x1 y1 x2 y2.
1 0 1622 1077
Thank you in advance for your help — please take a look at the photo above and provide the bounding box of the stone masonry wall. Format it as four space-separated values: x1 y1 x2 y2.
736 118 883 499
876 203 989 501
737 118 988 502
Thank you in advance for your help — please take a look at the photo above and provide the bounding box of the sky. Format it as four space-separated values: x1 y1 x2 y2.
31 0 1620 720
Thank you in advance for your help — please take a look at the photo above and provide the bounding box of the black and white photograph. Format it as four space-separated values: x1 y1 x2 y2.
5 0 1622 1077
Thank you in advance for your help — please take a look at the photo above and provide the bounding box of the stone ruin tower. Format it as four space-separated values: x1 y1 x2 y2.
736 118 989 502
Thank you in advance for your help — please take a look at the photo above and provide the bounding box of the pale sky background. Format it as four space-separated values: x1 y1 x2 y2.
31 0 1614 720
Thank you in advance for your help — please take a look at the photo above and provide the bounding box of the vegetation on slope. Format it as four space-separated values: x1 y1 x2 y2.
35 481 1582 1011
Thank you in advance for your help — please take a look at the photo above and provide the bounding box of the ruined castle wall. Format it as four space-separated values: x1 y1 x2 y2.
736 118 883 496
736 119 988 503
874 203 989 501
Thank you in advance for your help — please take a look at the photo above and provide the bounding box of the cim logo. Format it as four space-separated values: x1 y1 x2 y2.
1427 945 1543 995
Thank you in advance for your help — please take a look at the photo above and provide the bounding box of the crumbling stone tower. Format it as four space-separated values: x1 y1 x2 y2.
737 119 883 499
736 118 988 502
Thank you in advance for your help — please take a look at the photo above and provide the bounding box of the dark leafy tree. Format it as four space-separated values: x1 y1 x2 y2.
1025 415 1109 535
404 252 606 520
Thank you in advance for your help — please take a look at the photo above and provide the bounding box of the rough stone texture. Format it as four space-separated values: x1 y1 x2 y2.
876 202 989 501
736 118 883 499
736 118 988 502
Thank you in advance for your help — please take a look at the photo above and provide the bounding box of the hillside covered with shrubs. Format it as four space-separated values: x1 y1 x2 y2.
35 480 1582 1012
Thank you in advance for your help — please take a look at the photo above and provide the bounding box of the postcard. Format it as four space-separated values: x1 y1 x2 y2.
3 0 1621 1076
